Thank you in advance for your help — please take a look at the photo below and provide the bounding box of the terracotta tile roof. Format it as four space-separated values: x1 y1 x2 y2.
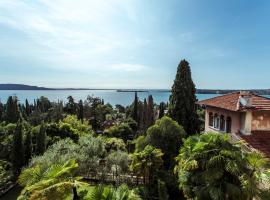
198 92 270 111
240 131 270 157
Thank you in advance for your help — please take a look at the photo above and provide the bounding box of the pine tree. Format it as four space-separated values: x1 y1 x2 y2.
132 92 138 124
168 59 199 134
65 96 77 114
5 96 21 123
12 120 24 175
36 123 46 155
147 95 154 127
78 100 84 123
24 130 32 164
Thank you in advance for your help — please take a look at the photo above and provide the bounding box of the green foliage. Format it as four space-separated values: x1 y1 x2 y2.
12 121 24 175
0 160 14 189
175 132 270 200
132 92 139 125
168 59 200 135
24 130 32 164
104 123 133 142
18 159 85 200
158 179 169 200
145 116 186 170
5 96 21 123
103 137 127 152
130 145 163 183
84 184 141 200
106 150 130 183
36 122 46 155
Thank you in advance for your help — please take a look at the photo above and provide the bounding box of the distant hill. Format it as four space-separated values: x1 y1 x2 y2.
0 84 52 90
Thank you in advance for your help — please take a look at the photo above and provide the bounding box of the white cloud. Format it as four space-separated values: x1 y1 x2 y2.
0 0 149 72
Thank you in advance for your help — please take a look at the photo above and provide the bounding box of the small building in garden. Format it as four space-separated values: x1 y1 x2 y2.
198 91 270 157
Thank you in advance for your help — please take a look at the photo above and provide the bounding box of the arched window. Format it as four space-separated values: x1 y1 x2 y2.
214 114 220 129
220 115 225 131
209 112 213 127
226 117 232 133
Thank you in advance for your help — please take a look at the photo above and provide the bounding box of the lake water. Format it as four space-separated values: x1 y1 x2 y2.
0 90 222 106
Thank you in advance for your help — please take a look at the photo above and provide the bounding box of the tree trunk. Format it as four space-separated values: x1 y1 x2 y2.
73 187 79 200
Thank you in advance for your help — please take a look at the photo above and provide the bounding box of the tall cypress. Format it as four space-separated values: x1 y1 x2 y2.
78 100 84 123
36 123 46 155
24 130 32 164
12 120 24 175
159 102 165 119
132 92 138 124
5 96 21 123
0 102 3 121
25 99 31 116
168 59 199 134
147 95 154 127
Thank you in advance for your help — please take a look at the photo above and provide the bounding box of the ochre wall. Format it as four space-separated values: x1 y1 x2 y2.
252 111 270 131
204 107 241 134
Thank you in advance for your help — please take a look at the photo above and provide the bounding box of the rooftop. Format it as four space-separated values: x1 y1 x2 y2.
198 91 270 111
240 131 270 158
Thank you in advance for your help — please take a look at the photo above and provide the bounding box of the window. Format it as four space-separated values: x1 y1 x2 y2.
214 114 220 129
209 112 213 127
220 115 225 131
226 117 232 133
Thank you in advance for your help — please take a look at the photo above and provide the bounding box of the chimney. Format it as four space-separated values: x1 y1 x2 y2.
239 91 253 108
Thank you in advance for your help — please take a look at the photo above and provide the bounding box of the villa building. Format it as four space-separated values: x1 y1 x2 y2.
198 91 270 157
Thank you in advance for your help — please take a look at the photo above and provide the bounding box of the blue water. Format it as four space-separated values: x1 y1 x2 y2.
0 90 220 106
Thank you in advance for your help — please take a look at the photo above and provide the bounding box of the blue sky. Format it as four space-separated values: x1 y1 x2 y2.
0 0 270 89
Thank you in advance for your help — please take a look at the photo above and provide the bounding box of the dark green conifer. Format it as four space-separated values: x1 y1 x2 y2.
159 102 165 119
12 120 24 175
147 95 154 127
0 101 3 121
24 130 32 164
132 92 138 124
25 99 31 116
78 100 84 123
36 122 46 155
168 59 199 134
5 96 21 123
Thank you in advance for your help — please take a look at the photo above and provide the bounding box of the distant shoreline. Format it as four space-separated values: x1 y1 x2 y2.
1 84 270 95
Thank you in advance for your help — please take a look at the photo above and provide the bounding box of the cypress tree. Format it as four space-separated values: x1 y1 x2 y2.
12 120 24 175
142 98 148 130
0 102 3 121
36 123 46 155
78 100 84 123
24 130 32 164
132 92 138 124
25 99 31 116
168 59 199 134
147 95 154 127
5 96 21 123
159 102 165 119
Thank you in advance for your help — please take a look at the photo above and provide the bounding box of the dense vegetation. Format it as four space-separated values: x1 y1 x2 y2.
0 59 270 200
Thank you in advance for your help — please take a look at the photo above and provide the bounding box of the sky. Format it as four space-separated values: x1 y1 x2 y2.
0 0 270 89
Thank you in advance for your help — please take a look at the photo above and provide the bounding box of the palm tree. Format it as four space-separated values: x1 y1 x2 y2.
130 145 163 185
18 159 86 200
88 184 141 200
174 132 270 200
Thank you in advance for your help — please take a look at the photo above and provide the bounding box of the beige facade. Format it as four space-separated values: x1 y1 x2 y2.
204 107 270 135
252 111 270 131
205 107 241 134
